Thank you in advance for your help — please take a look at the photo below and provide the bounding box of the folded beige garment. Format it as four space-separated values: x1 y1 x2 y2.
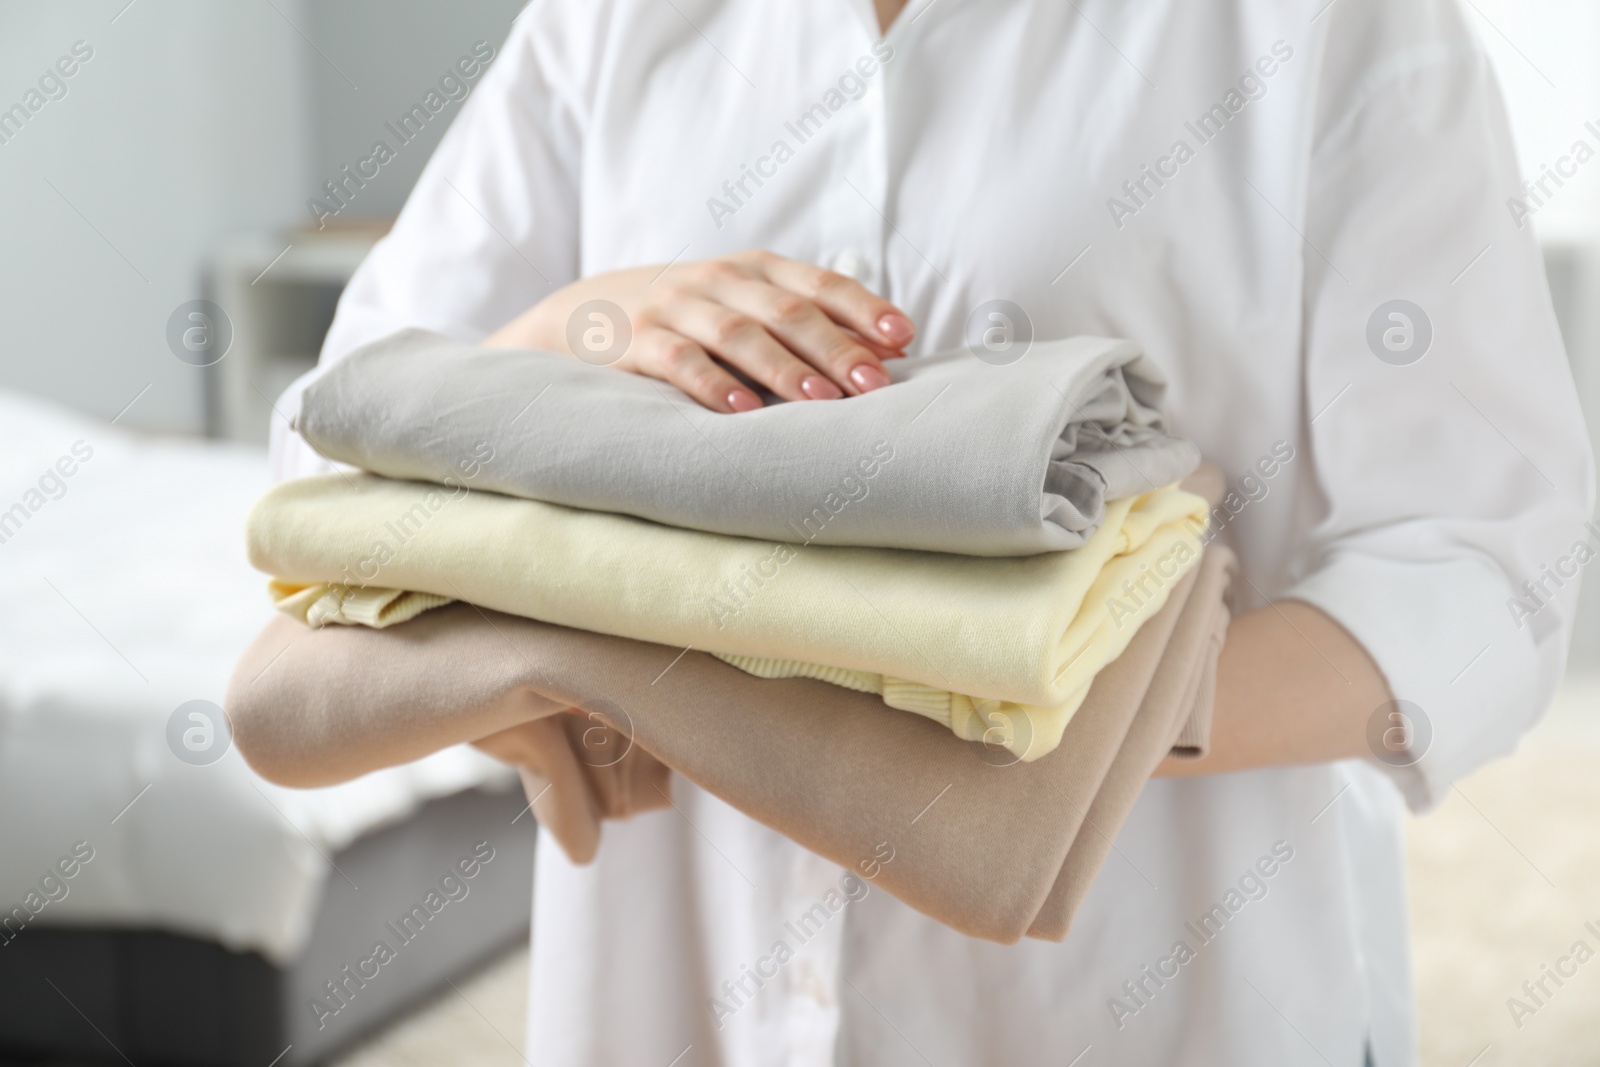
249 473 1210 760
1026 547 1233 938
227 547 1234 943
487 717 672 865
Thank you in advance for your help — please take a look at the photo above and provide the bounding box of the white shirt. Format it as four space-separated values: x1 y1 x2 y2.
272 1 1594 1063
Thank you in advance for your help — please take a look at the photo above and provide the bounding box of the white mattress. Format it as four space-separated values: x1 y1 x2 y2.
0 390 515 964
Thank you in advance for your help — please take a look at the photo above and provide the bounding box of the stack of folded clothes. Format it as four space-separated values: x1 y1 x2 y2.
227 328 1235 944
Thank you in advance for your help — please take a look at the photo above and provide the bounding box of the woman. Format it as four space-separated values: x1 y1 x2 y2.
273 0 1593 1063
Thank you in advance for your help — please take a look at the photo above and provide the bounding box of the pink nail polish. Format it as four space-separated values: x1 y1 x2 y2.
849 364 891 391
727 388 763 412
877 312 914 345
801 375 844 400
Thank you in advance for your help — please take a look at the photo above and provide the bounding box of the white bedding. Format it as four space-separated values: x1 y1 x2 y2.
0 390 515 964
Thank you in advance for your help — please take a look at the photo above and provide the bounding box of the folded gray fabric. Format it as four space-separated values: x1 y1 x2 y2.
296 328 1200 556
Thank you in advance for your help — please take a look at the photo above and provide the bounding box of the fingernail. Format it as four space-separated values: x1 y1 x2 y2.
849 363 891 391
727 388 763 412
876 312 914 345
801 375 844 400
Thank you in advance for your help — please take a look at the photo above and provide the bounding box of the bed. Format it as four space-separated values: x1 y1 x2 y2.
0 389 533 1065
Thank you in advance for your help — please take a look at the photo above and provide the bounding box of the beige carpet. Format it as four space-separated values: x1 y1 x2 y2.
329 947 530 1066
331 677 1600 1066
1408 674 1600 1066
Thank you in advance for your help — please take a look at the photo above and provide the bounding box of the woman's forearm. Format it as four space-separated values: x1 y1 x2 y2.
1155 599 1392 777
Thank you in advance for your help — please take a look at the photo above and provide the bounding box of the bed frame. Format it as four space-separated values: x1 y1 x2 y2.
0 786 535 1066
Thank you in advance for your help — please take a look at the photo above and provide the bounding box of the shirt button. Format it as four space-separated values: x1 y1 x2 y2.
830 250 868 281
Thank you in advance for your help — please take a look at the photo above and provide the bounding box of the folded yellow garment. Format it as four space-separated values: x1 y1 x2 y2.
269 576 1094 756
251 475 1207 759
702 655 1092 756
269 581 452 629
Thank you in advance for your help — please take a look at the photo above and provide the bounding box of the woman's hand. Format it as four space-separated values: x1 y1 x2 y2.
483 249 916 413
1153 600 1391 778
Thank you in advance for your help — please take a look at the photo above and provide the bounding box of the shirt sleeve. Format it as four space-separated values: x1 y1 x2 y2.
270 0 592 482
1285 0 1595 810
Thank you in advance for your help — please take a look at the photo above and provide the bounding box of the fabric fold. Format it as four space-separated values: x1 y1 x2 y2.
1025 544 1235 939
493 717 672 866
295 328 1201 556
249 477 1208 759
267 579 451 630
225 546 1233 944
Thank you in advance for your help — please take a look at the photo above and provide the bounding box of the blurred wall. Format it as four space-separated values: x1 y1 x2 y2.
0 0 522 435
304 0 525 223
1474 0 1600 241
0 1 309 434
